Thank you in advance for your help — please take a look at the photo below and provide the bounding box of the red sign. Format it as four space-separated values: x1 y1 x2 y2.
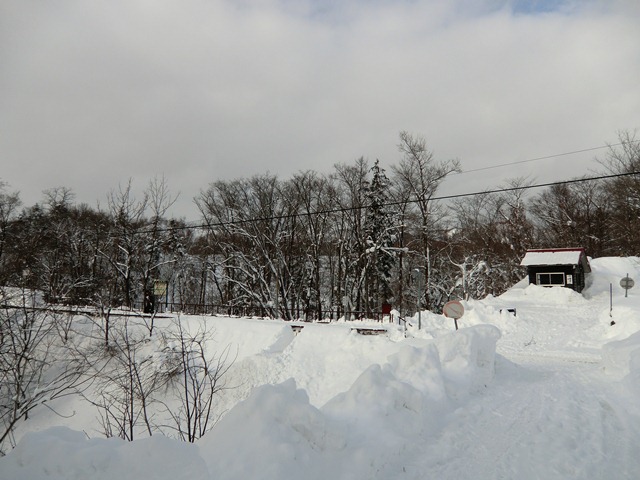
443 300 464 319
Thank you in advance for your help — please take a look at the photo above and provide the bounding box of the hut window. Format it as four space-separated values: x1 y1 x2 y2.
536 272 565 286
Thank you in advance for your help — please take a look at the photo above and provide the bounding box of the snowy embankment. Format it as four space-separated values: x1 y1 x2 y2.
2 257 640 479
201 325 500 480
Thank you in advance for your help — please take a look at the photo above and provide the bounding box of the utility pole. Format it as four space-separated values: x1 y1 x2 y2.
412 268 424 329
426 246 431 310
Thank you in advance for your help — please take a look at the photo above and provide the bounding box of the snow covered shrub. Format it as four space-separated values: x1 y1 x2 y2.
81 315 235 443
160 317 235 442
0 296 90 455
84 317 163 441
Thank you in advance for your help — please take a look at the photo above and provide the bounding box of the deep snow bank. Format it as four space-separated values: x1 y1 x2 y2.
199 324 500 479
602 330 640 379
0 427 209 480
0 325 500 480
5 255 640 479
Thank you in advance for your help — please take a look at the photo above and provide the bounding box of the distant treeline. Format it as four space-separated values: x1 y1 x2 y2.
1 131 638 318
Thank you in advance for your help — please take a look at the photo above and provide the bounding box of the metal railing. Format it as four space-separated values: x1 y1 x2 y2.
134 301 394 322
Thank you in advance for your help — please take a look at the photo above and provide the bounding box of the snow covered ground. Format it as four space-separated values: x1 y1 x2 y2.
2 257 640 479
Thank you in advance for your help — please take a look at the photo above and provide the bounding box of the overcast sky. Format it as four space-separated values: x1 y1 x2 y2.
1 0 639 219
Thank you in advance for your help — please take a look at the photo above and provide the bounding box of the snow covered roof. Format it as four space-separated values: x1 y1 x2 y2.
520 248 591 272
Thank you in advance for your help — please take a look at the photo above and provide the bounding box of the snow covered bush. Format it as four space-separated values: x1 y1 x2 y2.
0 296 90 455
80 315 235 443
159 317 235 442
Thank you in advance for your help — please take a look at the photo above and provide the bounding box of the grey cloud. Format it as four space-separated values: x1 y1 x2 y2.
1 0 638 218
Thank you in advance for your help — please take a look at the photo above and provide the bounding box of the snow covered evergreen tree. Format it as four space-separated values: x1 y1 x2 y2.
364 160 396 311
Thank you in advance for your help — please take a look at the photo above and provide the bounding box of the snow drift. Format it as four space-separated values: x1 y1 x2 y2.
2 257 640 479
0 325 500 479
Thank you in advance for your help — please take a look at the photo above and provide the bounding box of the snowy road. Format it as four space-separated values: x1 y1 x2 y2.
405 354 640 480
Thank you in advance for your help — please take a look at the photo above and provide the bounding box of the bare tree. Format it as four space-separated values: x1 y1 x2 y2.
161 317 234 442
283 171 334 320
493 177 535 259
0 182 21 280
196 174 295 318
449 188 533 298
83 314 234 443
332 158 370 316
141 176 179 314
102 180 148 309
85 316 162 440
597 130 640 254
0 291 90 455
392 132 460 309
530 179 610 256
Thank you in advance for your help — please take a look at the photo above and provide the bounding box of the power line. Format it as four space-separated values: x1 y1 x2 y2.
133 170 640 236
433 171 636 201
453 141 639 175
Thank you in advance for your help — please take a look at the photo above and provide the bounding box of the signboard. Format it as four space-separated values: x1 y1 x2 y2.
153 280 168 296
443 300 464 331
443 300 464 319
620 276 635 290
620 275 634 298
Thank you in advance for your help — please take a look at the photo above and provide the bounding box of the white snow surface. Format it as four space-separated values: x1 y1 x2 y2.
520 248 585 266
3 256 640 479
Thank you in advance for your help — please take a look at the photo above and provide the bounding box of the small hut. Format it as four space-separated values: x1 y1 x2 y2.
520 247 591 293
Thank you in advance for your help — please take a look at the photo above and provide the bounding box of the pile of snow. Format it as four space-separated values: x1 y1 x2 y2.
0 325 500 479
3 256 640 478
602 331 640 379
0 427 209 480
583 256 640 300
